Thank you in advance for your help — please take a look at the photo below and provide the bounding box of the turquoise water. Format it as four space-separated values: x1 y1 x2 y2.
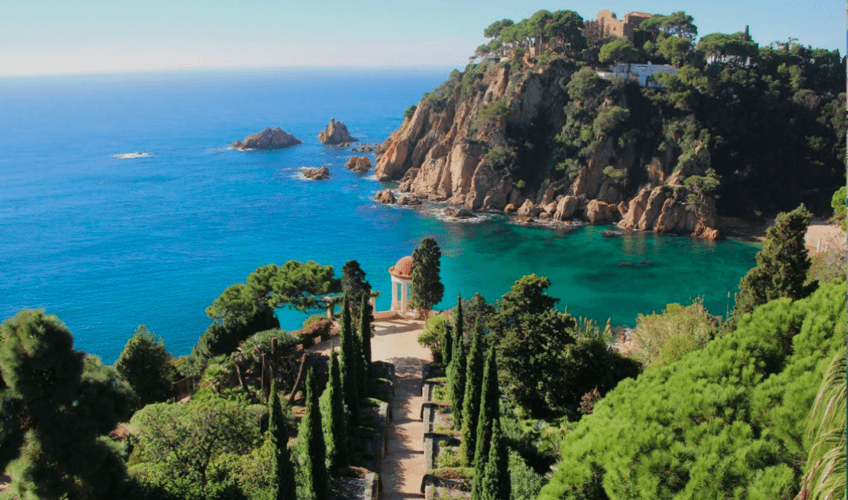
0 68 759 363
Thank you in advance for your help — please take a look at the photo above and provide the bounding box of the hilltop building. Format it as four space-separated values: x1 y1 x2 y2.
594 10 652 42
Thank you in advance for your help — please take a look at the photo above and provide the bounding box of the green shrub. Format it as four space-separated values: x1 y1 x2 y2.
509 451 545 500
419 315 450 362
631 299 721 368
807 248 847 286
477 99 510 125
437 447 465 468
403 105 417 119
830 185 846 230
484 147 516 170
601 166 625 180
302 314 325 330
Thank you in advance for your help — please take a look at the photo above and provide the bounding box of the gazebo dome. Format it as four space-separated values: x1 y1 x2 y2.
389 256 413 280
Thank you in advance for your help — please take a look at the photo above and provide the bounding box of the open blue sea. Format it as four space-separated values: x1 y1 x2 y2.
0 68 759 363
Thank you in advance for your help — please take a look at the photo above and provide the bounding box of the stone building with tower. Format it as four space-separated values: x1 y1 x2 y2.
594 9 653 42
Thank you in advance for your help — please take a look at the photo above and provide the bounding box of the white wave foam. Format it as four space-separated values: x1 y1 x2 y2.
113 152 151 159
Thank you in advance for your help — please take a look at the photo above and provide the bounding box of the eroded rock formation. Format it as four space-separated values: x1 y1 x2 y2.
232 127 301 150
318 118 355 145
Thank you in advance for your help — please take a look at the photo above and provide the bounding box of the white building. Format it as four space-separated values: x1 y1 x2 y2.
599 62 677 88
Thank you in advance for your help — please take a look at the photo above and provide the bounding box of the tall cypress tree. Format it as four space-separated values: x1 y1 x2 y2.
269 380 297 500
453 295 464 348
339 294 359 426
473 418 510 500
450 296 466 427
359 295 372 374
296 368 330 500
460 318 485 464
321 345 348 469
410 237 445 317
474 345 500 470
353 322 366 399
442 328 453 366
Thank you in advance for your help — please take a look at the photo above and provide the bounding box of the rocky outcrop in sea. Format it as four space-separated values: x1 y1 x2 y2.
345 156 372 174
318 118 355 145
232 127 302 150
303 166 330 180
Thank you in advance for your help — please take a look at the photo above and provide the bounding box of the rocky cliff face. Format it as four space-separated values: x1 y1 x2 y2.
374 60 720 239
232 127 302 150
318 118 355 145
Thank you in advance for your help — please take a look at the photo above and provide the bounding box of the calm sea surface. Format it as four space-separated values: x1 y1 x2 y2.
0 68 759 363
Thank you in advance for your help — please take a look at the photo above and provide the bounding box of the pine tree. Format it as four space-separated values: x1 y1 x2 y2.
296 368 330 500
474 345 500 470
0 310 133 498
359 295 372 375
339 294 359 426
321 345 348 469
733 204 814 320
411 237 445 316
461 317 485 464
269 380 297 500
473 418 510 500
449 299 467 429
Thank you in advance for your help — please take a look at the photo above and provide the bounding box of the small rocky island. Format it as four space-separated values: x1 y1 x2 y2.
232 127 301 150
303 166 330 180
345 155 372 174
318 118 355 145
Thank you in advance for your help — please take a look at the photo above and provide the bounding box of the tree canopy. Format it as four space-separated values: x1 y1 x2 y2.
116 325 176 408
0 310 133 499
411 237 445 315
540 281 846 500
195 261 339 359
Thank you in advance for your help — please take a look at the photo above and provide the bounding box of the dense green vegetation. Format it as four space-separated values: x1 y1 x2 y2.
422 9 845 218
539 280 845 500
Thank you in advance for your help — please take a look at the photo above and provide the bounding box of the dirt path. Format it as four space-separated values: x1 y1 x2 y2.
371 319 430 500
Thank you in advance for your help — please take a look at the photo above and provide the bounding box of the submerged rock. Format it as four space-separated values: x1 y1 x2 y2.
444 206 475 218
396 195 423 206
232 127 301 150
318 118 355 145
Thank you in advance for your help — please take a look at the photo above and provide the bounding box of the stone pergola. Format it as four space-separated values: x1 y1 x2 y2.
388 256 413 314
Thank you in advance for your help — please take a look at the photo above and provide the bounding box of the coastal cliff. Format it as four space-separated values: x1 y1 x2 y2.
374 20 844 240
375 61 720 238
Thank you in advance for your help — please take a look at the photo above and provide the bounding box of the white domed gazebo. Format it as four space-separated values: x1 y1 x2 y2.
388 256 413 314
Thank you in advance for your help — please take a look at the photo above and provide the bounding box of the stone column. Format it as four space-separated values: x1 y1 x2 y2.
400 281 407 313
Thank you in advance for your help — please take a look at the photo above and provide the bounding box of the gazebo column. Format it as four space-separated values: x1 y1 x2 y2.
390 279 398 311
400 281 407 313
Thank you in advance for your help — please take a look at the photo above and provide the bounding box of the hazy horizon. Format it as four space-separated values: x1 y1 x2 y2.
1 0 844 76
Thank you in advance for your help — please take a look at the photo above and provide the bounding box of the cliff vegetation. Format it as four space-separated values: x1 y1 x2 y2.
375 9 846 238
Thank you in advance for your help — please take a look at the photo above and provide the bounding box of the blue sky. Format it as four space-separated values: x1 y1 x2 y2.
1 0 844 74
